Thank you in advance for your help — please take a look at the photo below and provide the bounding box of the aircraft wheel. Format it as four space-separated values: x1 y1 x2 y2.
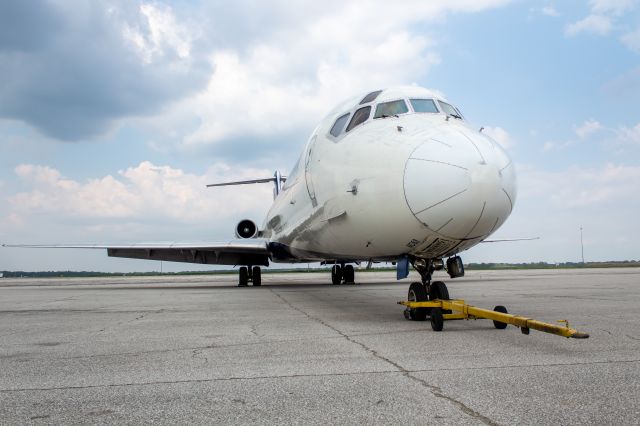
430 281 451 314
407 282 428 321
343 265 355 284
238 267 249 287
252 266 262 286
493 305 508 329
430 308 444 331
331 265 342 285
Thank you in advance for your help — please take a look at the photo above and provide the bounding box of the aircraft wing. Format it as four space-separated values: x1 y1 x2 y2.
2 240 271 266
480 237 540 243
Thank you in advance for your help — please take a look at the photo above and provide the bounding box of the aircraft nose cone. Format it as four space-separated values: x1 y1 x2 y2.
403 130 516 240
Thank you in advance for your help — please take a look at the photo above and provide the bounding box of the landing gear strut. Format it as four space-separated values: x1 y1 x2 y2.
238 265 262 287
330 263 355 285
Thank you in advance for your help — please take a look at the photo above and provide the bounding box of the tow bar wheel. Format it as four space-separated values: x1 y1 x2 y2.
493 305 508 329
430 307 444 331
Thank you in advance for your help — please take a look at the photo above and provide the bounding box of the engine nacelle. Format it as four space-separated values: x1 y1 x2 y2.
235 219 258 239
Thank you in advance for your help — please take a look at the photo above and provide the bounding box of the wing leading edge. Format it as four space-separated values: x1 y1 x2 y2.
2 240 270 267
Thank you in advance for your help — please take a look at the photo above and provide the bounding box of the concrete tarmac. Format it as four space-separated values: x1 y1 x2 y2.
1 268 639 425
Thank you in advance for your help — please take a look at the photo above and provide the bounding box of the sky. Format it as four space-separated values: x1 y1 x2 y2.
1 0 639 272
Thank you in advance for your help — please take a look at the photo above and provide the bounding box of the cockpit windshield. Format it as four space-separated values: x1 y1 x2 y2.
374 100 408 118
438 100 463 118
410 99 438 113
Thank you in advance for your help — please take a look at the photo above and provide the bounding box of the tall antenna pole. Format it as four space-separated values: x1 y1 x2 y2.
580 226 585 264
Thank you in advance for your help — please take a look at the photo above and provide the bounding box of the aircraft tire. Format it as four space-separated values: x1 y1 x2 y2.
343 265 355 284
430 308 444 331
239 267 249 286
252 266 262 286
408 282 428 321
331 265 342 285
492 305 508 329
430 281 451 314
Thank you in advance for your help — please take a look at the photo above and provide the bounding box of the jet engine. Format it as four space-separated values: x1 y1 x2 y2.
235 219 258 239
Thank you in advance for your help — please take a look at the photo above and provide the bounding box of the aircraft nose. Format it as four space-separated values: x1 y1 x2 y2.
403 130 516 240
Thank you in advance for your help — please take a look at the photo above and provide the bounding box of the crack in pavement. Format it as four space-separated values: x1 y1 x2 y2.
49 335 345 361
268 288 499 426
0 370 399 393
2 359 638 394
191 348 209 365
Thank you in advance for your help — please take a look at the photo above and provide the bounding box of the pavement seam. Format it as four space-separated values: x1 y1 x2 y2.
2 358 640 394
0 370 401 393
268 288 499 426
51 335 346 360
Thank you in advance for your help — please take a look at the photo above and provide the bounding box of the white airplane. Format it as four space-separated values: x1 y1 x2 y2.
4 86 517 321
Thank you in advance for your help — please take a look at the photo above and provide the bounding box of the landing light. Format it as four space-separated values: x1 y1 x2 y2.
413 258 427 270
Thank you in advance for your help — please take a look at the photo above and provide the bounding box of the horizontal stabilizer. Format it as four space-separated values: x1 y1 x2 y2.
207 177 285 187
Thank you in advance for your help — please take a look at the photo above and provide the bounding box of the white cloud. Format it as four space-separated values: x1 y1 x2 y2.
520 162 640 208
483 126 513 149
617 123 640 145
122 3 194 63
589 0 635 15
575 119 603 138
0 1 210 141
542 6 560 17
468 161 640 263
180 33 438 149
565 0 636 41
8 162 273 229
137 0 512 152
565 14 612 36
621 28 640 52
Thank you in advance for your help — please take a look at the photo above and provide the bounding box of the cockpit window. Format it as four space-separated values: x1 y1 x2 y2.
359 90 383 104
329 113 350 137
346 106 371 132
374 100 408 118
410 99 438 113
438 100 463 118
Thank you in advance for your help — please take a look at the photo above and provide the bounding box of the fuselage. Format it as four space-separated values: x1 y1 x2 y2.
262 87 516 263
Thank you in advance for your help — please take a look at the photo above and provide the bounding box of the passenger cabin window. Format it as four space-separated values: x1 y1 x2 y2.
374 100 408 118
410 99 438 113
359 90 382 104
346 106 371 132
438 100 463 118
329 113 350 137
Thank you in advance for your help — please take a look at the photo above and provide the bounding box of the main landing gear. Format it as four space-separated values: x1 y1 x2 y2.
405 257 462 322
331 263 355 285
238 265 262 287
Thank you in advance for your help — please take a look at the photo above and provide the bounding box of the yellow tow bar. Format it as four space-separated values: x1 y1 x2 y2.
398 299 589 339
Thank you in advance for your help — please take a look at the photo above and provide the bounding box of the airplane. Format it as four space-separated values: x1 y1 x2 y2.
3 86 517 321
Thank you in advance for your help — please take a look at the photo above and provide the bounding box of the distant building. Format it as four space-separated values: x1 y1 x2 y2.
0 272 3 278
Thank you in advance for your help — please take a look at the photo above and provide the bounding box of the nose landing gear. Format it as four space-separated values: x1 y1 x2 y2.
405 257 456 321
